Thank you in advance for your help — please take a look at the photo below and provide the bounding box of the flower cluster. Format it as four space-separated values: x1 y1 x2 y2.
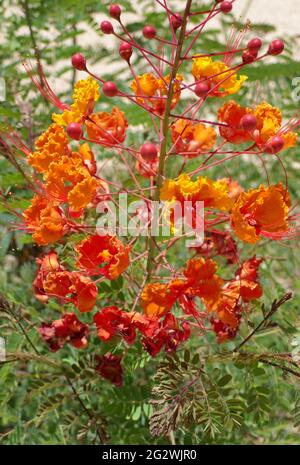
1 1 299 388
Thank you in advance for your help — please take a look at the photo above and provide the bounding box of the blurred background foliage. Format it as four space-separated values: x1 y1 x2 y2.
0 0 300 444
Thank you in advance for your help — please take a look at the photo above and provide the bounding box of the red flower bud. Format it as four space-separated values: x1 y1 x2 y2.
143 25 157 39
71 53 86 71
170 14 182 30
242 50 257 64
100 20 114 34
268 39 285 56
66 123 83 141
194 82 210 98
220 1 233 13
264 136 284 154
103 81 118 97
119 41 133 61
109 4 121 20
140 143 158 162
240 114 257 132
247 37 262 52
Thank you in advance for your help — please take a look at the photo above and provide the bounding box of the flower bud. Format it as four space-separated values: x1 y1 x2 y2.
194 82 210 98
71 53 86 71
103 81 118 97
100 20 114 34
140 143 158 162
143 25 157 39
268 39 285 56
220 1 233 13
242 50 257 64
67 123 83 141
109 4 121 20
240 114 257 132
247 38 262 52
119 41 133 61
170 14 182 30
265 136 284 154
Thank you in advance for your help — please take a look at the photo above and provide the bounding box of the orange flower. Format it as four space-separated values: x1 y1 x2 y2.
218 101 298 150
218 101 254 144
52 77 100 125
160 174 233 212
192 57 247 97
231 184 291 243
208 257 263 334
86 107 128 146
183 257 223 304
141 258 222 318
23 194 66 245
34 251 97 312
131 73 183 115
171 119 217 157
75 234 130 279
141 283 178 317
43 272 97 312
44 152 99 211
28 124 70 173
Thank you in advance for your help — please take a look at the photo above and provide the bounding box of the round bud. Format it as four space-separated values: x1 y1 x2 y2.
140 143 158 162
170 14 182 30
143 25 157 39
119 41 133 61
71 53 86 71
67 123 83 141
220 1 233 13
109 4 121 20
103 81 118 97
265 136 284 154
240 114 257 132
242 50 257 64
194 81 210 98
247 37 262 52
268 39 285 56
100 20 114 34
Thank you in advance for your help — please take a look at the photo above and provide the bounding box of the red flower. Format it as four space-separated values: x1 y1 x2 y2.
95 353 123 387
207 256 263 342
75 234 130 279
142 314 190 357
94 306 137 344
38 313 89 351
34 252 97 312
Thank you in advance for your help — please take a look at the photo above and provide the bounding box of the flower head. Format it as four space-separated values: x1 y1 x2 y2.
23 194 67 245
75 234 130 279
34 252 97 312
142 314 190 357
231 184 291 243
44 152 99 210
38 313 89 351
52 77 100 125
86 107 128 146
160 174 233 212
192 57 247 97
28 124 70 173
131 73 183 115
171 119 217 157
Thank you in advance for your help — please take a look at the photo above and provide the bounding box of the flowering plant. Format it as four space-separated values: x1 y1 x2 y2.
0 0 300 445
